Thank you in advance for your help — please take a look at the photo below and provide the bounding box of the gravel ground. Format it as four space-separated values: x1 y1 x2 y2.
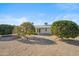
0 35 79 56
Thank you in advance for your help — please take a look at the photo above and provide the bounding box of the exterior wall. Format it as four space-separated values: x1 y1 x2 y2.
36 28 52 35
39 28 51 34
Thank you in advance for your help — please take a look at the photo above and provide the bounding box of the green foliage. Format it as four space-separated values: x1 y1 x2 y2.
44 22 48 25
13 22 36 37
51 20 79 39
12 26 22 37
0 24 15 35
20 22 36 35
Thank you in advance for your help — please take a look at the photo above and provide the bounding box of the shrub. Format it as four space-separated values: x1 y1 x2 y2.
20 22 35 35
13 22 36 39
12 26 22 37
0 24 15 35
51 20 79 40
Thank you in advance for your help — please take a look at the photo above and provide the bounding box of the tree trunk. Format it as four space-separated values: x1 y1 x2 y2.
59 37 64 41
21 36 29 40
21 36 25 40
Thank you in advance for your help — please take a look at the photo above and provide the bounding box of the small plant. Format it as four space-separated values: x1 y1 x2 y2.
51 20 79 40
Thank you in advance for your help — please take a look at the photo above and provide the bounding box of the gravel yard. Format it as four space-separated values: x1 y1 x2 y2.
0 35 79 56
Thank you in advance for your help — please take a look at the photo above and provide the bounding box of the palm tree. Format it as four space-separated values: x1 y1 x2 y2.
44 22 48 25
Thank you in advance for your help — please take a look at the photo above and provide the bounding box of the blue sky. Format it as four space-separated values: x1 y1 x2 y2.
0 3 79 25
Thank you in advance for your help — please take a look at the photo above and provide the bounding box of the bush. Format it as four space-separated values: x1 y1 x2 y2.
51 20 79 39
20 22 35 35
0 24 15 35
12 26 22 37
13 22 36 38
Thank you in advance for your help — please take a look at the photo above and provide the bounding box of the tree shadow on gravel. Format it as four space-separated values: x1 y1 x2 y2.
62 39 79 46
17 37 56 45
0 35 18 41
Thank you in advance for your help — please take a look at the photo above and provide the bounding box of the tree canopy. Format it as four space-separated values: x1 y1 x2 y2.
0 24 15 35
51 20 79 39
13 22 36 38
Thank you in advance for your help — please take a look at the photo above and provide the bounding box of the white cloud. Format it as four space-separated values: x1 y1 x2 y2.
0 15 29 25
55 4 79 11
0 14 79 26
38 13 46 17
16 17 29 25
50 14 79 25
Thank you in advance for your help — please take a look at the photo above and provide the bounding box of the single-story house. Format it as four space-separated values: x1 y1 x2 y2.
35 25 52 35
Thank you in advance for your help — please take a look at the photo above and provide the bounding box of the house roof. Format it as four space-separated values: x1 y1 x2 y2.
35 25 51 28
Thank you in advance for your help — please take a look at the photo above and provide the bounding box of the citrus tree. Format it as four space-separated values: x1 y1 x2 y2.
13 22 36 40
51 20 79 40
12 26 22 37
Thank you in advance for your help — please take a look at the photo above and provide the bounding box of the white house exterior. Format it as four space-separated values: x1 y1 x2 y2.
35 25 52 35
